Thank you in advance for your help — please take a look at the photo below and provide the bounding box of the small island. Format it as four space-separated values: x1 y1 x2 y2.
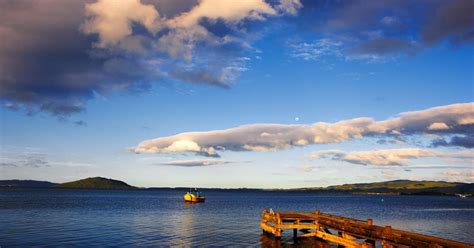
0 177 136 189
56 177 136 189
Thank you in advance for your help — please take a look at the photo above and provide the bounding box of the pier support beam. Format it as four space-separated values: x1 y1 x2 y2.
364 239 376 247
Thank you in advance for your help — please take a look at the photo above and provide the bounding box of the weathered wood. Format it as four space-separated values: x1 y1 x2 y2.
303 230 369 247
260 209 472 248
279 224 318 229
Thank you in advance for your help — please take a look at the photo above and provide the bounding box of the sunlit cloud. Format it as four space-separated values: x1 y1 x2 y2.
133 102 474 156
82 0 161 48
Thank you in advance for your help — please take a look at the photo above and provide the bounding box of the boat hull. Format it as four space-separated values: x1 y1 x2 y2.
183 193 205 202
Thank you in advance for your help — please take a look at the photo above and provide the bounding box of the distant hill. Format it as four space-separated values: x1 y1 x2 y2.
0 180 57 188
327 180 459 190
293 180 473 195
1 178 472 195
56 177 136 189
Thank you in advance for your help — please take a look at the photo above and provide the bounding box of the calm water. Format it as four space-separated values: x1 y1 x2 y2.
1 189 473 246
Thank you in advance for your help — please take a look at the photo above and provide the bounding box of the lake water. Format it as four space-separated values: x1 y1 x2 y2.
1 189 473 246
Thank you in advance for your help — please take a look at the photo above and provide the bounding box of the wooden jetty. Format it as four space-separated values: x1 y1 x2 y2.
260 209 472 248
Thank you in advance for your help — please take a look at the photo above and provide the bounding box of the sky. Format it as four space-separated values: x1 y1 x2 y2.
0 0 473 188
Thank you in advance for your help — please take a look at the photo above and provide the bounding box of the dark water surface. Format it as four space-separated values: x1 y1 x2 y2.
1 189 473 246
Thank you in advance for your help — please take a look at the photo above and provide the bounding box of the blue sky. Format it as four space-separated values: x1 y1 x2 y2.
0 0 473 188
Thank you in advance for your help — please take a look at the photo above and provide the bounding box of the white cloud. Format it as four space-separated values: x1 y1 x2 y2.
84 0 299 58
168 0 276 28
163 140 201 153
132 102 474 156
373 103 472 134
307 148 473 166
159 0 284 61
428 122 450 130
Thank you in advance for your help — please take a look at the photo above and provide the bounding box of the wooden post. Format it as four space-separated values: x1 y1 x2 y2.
275 213 282 238
293 228 297 239
364 239 376 247
382 240 395 248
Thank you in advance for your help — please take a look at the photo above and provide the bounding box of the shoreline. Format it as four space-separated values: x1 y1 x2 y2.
1 186 472 197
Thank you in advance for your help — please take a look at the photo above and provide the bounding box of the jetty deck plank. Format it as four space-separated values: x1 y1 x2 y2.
260 209 472 248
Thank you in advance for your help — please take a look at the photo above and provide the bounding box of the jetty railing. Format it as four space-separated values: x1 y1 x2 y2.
260 209 472 248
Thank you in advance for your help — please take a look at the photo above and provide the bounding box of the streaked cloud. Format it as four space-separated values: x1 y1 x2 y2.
0 153 50 168
307 148 473 166
288 39 342 61
289 37 418 63
404 164 472 170
159 159 231 167
298 164 318 172
440 170 474 182
133 102 474 156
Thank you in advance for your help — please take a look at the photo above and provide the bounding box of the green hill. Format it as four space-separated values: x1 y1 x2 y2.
294 180 473 195
56 177 135 189
327 180 460 191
